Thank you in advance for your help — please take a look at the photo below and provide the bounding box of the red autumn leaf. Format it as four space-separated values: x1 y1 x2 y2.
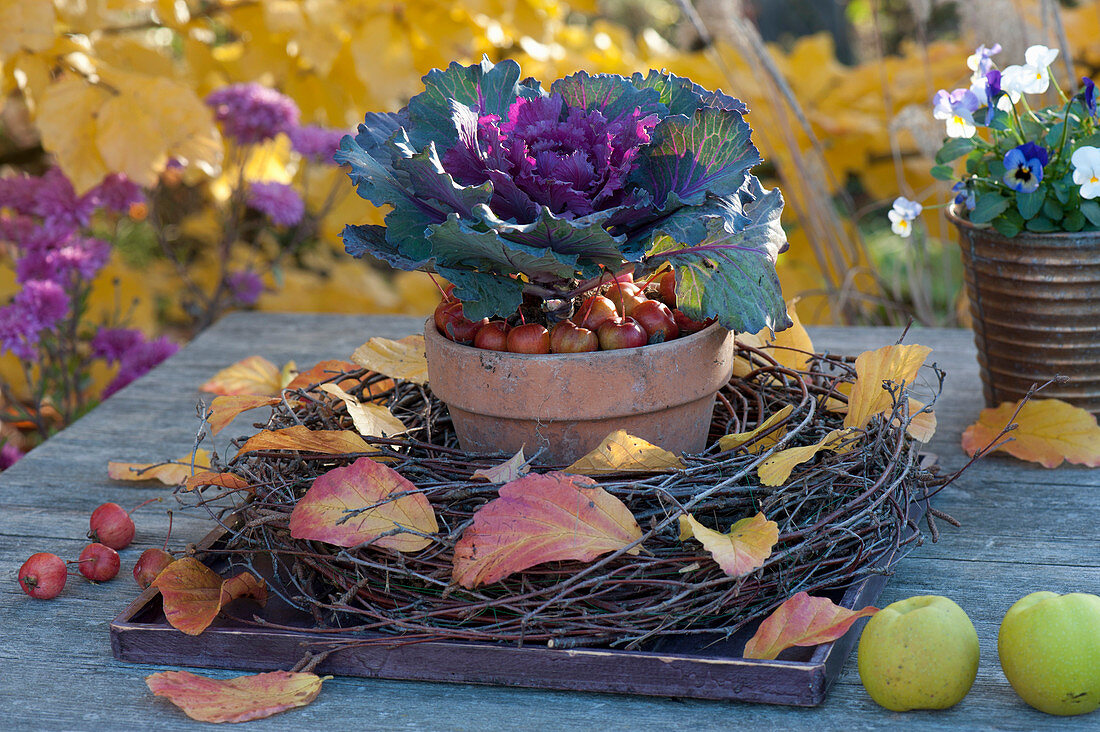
146 670 325 723
283 359 363 393
206 395 281 435
471 447 530 483
288 457 438 553
183 471 251 492
152 557 267 636
199 356 295 396
452 472 643 589
234 426 373 458
742 591 879 660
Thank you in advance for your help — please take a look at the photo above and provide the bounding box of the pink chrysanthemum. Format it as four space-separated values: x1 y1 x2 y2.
206 83 300 145
288 125 346 162
248 181 305 226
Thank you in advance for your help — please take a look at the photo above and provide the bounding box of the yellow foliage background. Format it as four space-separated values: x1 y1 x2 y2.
2 0 1100 397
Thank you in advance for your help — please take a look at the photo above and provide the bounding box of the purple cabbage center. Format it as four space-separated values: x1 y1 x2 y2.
441 94 658 223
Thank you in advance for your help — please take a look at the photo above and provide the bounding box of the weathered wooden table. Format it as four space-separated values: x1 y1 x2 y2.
2 313 1097 730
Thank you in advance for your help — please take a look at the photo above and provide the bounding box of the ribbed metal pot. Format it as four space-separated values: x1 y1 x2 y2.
947 205 1100 416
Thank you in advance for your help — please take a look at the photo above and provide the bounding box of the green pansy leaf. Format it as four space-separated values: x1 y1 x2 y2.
1025 216 1059 233
970 193 1012 224
1041 195 1064 222
986 108 1014 131
935 138 976 164
1063 210 1086 232
1081 200 1100 227
1016 189 1046 220
930 164 955 181
992 214 1023 238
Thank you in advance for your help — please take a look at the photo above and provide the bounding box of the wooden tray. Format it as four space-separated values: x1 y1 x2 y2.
111 465 934 706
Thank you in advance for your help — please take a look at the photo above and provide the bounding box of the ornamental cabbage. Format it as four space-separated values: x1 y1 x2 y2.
337 58 790 333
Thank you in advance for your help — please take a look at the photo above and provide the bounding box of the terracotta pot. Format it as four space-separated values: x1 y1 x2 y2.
424 318 737 465
947 205 1100 416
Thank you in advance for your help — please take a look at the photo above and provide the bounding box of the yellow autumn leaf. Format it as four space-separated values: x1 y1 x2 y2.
718 405 794 454
566 430 685 475
351 335 428 385
471 447 530 483
94 72 223 187
0 0 55 60
36 76 113 193
902 398 937 442
961 399 1100 468
318 383 407 439
109 450 212 485
200 356 296 397
678 512 778 578
756 298 814 373
758 429 855 487
844 344 932 431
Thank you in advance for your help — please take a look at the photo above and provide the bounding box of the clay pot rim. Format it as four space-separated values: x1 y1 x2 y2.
423 316 731 360
946 203 1100 242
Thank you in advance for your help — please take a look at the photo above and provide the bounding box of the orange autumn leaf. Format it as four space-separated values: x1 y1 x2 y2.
234 427 373 458
679 512 778 578
961 399 1100 468
351 335 428 385
283 359 362 392
718 405 794 454
743 591 879 660
844 344 932 431
146 670 325 723
317 383 407 439
108 449 211 485
199 356 296 396
152 557 267 636
453 472 643 588
565 430 685 475
288 457 438 552
183 471 251 492
206 395 281 435
471 447 530 483
757 428 855 486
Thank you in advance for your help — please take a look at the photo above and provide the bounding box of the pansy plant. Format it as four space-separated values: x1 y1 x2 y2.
902 44 1100 238
336 59 790 333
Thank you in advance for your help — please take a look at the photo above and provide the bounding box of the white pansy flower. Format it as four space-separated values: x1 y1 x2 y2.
888 197 923 238
1004 45 1060 96
1072 146 1100 200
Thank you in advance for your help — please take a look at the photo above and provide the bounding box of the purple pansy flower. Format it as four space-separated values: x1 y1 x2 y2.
205 83 300 145
952 180 977 211
1002 142 1049 193
933 88 981 138
247 181 305 227
440 94 659 222
967 44 1002 82
1080 77 1097 118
